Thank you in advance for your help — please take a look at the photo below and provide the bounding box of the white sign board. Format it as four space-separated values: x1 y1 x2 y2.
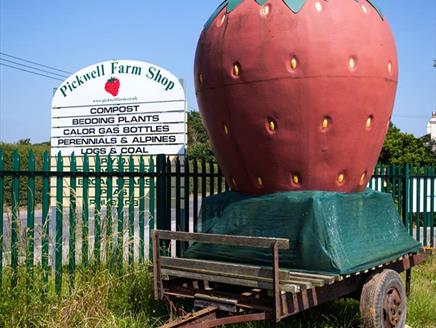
51 60 187 156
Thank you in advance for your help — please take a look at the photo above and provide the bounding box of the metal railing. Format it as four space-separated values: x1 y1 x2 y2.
0 150 434 294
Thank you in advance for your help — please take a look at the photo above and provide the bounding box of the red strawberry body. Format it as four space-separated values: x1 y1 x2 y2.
194 0 398 194
105 77 120 96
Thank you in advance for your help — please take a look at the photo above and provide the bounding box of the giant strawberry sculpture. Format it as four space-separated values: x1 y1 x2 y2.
194 0 398 194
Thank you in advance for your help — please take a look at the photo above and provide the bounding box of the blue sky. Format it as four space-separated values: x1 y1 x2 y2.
0 0 435 143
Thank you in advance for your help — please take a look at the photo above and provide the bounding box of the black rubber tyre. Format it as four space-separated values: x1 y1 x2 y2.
360 269 407 328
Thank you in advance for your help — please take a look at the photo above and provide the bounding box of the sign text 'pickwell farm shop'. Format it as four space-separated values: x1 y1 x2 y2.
51 60 187 157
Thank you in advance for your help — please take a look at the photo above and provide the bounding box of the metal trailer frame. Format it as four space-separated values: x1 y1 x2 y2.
152 230 426 328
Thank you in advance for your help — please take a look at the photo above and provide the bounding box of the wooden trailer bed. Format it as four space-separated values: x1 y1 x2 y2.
152 230 425 328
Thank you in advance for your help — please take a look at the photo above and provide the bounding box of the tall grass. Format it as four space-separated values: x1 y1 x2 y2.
0 256 434 327
407 255 436 328
0 264 167 327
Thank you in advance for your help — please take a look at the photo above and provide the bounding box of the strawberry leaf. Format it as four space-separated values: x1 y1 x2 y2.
255 0 269 5
227 0 244 12
204 0 311 29
282 0 308 13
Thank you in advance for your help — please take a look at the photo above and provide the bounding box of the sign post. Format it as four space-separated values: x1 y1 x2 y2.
50 60 187 260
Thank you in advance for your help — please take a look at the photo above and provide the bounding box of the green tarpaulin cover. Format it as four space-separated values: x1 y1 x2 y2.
184 190 421 275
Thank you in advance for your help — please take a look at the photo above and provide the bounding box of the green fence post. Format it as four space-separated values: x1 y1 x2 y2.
209 159 214 196
416 165 421 242
369 171 374 190
55 153 64 295
11 150 20 289
387 164 392 195
69 153 77 288
139 156 145 263
397 165 403 218
175 157 181 256
148 157 155 260
183 156 190 241
82 154 89 267
409 165 414 236
391 165 397 209
217 165 223 194
401 165 408 227
201 158 206 200
42 152 50 288
430 165 435 247
380 164 383 190
166 156 172 234
106 155 113 268
423 166 428 246
117 155 124 273
385 164 390 193
156 154 166 232
193 159 198 232
128 156 135 267
0 150 4 289
156 154 169 253
95 154 102 264
374 164 379 191
27 151 35 278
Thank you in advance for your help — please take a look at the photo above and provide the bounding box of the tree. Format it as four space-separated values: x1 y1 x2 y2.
187 111 215 161
17 138 31 145
378 123 436 165
0 140 50 205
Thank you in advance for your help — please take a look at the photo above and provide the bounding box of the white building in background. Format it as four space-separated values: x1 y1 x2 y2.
427 112 436 140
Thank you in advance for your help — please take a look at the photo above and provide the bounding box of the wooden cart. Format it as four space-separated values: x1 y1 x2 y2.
152 230 425 328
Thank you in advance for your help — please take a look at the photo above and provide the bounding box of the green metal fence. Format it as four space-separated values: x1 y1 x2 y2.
0 151 435 295
154 158 435 253
0 150 155 294
370 164 435 247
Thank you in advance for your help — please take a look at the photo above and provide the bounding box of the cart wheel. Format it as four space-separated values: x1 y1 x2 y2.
360 269 407 328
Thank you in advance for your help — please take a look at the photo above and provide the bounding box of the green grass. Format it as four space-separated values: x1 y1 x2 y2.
406 254 436 328
0 265 167 327
0 256 435 327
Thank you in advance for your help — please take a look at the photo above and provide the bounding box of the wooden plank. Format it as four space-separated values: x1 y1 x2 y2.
194 293 239 313
194 293 238 305
287 271 337 283
301 290 310 310
277 284 301 294
160 257 329 287
161 269 300 293
272 242 281 322
194 312 269 328
162 268 273 290
194 299 237 313
161 257 289 280
161 264 311 289
156 230 290 249
152 230 162 300
160 306 218 328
